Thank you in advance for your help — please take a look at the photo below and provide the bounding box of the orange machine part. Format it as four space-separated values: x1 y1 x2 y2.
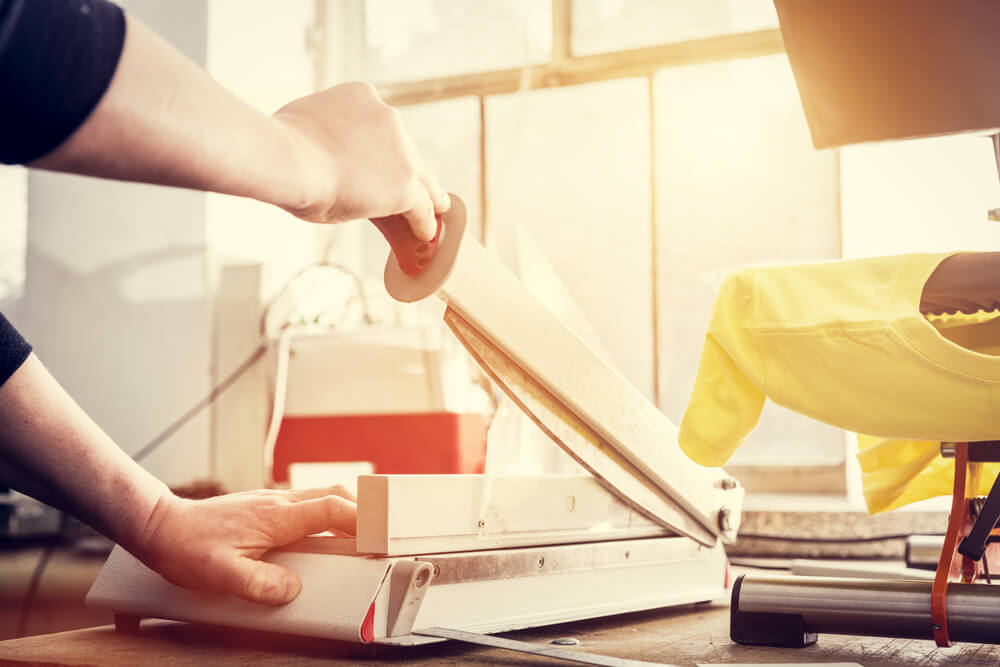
931 442 969 648
271 412 488 483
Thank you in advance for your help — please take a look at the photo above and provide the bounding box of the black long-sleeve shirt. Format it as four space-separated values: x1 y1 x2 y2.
0 0 125 385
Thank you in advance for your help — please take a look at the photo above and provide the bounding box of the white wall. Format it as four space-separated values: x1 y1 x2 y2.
0 166 27 306
205 0 326 302
16 1 321 488
19 1 212 486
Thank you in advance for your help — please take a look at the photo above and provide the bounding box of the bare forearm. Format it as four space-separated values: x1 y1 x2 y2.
0 354 168 551
0 355 358 606
28 12 448 237
31 15 311 214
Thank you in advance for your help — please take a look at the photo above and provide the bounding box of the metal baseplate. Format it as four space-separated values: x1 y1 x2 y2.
88 535 729 644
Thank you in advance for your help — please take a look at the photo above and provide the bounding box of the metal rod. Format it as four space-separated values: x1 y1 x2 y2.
906 534 945 570
735 575 1000 644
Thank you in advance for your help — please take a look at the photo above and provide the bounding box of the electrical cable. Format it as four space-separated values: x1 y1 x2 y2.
131 256 375 468
257 260 378 485
262 326 294 485
12 212 373 642
258 261 373 338
131 344 266 463
14 544 54 638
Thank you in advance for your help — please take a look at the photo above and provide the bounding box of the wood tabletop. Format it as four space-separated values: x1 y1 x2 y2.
1 599 997 666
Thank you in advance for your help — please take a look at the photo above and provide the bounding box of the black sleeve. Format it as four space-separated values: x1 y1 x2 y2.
0 311 31 386
0 0 126 165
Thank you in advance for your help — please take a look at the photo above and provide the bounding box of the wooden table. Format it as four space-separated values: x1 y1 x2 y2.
1 599 997 666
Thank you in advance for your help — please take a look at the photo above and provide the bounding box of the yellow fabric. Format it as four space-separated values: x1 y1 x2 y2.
678 252 1000 513
858 308 1000 513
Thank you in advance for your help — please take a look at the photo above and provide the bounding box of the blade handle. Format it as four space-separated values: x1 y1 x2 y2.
371 215 441 276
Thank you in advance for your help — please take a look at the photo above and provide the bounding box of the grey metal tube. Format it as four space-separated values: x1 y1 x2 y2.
736 575 1000 644
905 535 944 570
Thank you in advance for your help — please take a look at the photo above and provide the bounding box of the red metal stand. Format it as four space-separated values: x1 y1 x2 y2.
931 442 967 646
928 442 1000 647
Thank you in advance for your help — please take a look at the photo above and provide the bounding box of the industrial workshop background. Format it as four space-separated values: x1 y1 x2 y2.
2 0 1000 642
7 0 991 496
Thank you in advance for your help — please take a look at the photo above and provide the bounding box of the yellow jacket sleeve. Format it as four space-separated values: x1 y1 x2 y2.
678 271 766 467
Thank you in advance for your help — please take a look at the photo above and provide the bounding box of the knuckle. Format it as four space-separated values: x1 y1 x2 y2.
343 80 378 98
416 198 434 219
377 102 403 127
322 496 343 522
321 495 337 515
206 549 232 578
399 166 419 186
347 81 393 114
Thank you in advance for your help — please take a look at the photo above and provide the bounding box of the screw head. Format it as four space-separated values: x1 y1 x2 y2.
537 556 545 568
721 478 738 490
551 637 580 646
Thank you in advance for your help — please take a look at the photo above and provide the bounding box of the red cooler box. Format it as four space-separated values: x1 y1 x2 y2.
270 328 490 483
271 412 488 484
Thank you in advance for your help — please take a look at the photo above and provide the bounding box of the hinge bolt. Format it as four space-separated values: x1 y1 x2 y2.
719 508 734 533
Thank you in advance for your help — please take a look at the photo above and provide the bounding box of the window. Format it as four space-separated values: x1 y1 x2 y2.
652 55 843 468
358 0 551 83
320 0 849 495
486 79 654 398
572 0 776 56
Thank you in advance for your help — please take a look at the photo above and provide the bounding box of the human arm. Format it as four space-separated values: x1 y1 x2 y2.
7 3 448 239
0 0 432 604
0 353 356 605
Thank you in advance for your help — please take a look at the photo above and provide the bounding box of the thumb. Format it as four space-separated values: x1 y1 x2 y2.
402 185 437 242
222 556 302 605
